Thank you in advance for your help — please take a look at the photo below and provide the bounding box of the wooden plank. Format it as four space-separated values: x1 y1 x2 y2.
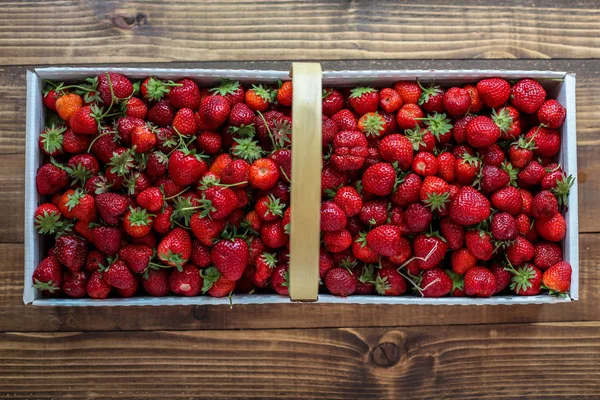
0 154 24 243
3 232 599 331
1 0 600 65
0 322 599 399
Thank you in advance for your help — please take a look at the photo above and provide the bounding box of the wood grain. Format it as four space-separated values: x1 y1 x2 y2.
2 232 599 331
1 0 600 65
0 322 599 399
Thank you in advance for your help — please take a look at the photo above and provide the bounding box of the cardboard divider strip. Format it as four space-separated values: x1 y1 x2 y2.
289 63 322 301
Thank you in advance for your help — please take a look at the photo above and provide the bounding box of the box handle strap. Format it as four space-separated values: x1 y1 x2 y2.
289 62 322 301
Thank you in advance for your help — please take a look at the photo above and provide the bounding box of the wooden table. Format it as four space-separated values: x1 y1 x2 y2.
1 1 599 398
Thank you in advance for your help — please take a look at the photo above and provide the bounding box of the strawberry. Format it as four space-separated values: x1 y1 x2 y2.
420 176 450 213
508 136 535 168
168 148 208 186
117 244 153 274
320 201 348 232
275 80 293 107
490 212 517 241
518 160 546 187
451 114 476 143
270 265 289 296
391 172 421 207
136 187 164 213
413 233 448 270
39 124 66 156
466 116 500 148
421 268 452 298
357 112 387 138
404 203 432 233
418 83 444 113
437 152 455 182
95 192 128 223
440 218 465 250
378 87 402 113
480 143 505 167
123 207 153 237
448 271 466 296
542 261 571 293
322 115 339 147
359 200 388 227
63 129 91 154
245 84 274 112
534 242 563 271
34 203 63 235
454 152 481 185
488 263 511 294
210 79 245 105
396 103 424 130
332 186 363 217
322 88 345 116
451 248 476 275
476 78 510 108
269 149 291 183
325 267 358 297
463 84 483 113
542 172 574 206
331 130 368 171
157 228 191 269
443 87 471 116
75 220 94 242
248 158 279 190
531 190 559 219
141 77 177 102
188 240 211 269
464 266 496 297
197 186 238 220
130 124 157 153
254 194 285 222
411 151 438 176
169 78 201 109
362 162 396 196
323 229 353 253
491 186 522 215
511 79 546 114
62 270 88 298
261 220 288 249
394 81 421 104
478 164 510 193
506 236 535 266
198 95 230 130
169 264 202 296
387 236 412 265
465 230 493 261
535 213 566 242
101 259 135 290
228 103 255 130
351 232 379 263
61 189 96 222
142 268 170 296
36 162 69 195
379 134 413 170
508 263 542 296
147 99 175 126
331 109 358 131
86 271 112 299
97 72 133 104
116 275 139 298
525 127 560 157
201 266 236 297
56 93 83 121
195 131 221 155
349 87 379 116
125 96 147 120
171 108 198 137
92 225 122 255
43 89 61 111
251 252 277 287
374 268 406 296
190 213 226 246
537 99 566 128
449 186 490 226
32 256 63 295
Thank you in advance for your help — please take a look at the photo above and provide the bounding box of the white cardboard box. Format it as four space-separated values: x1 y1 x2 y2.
24 67 578 306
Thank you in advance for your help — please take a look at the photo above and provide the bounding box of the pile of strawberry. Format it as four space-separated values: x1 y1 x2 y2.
34 73 294 299
317 78 574 298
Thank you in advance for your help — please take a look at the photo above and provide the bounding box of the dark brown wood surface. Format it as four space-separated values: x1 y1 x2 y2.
1 0 599 398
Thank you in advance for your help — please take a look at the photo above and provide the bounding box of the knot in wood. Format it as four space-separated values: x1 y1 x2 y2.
112 13 148 30
370 341 401 368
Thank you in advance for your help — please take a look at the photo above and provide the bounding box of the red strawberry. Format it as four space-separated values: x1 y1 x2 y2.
172 107 198 136
506 236 535 266
198 95 230 130
43 89 61 111
394 81 421 104
86 271 112 299
443 87 471 116
531 190 559 219
542 261 571 293
123 207 153 238
533 242 563 271
451 248 476 275
476 78 510 108
332 186 363 217
157 228 191 269
491 186 522 215
39 124 66 156
254 194 285 222
537 99 566 128
466 116 500 148
325 267 357 297
92 225 122 255
169 264 202 296
411 151 438 176
331 109 358 131
489 263 512 294
480 143 505 167
465 230 493 261
508 263 542 296
153 205 173 234
518 160 546 187
508 136 535 169
32 255 63 295
85 250 106 273
269 149 292 183
437 152 455 182
136 187 164 213
97 72 133 104
322 88 345 116
420 176 450 213
100 259 135 290
374 268 406 296
525 127 560 157
142 268 170 296
449 186 490 226
362 162 396 196
251 252 277 288
454 152 481 185
493 106 522 140
396 103 424 130
210 79 244 105
463 84 483 113
95 192 128 223
248 158 279 190
63 129 91 154
387 236 412 265
198 186 238 220
245 84 274 112
535 213 566 242
464 266 496 297
261 220 288 249
168 148 207 186
450 114 475 143
351 232 379 264
169 78 201 109
420 268 452 298
320 201 348 232
116 244 152 274
331 130 368 171
404 203 432 234
440 218 465 250
379 134 413 170
391 172 421 208
190 213 226 246
322 115 339 147
413 233 448 270
196 131 222 155
379 87 402 112
147 99 175 127
54 235 87 271
357 112 387 138
511 78 546 114
201 266 236 297
130 124 157 153
125 96 147 120
34 203 62 235
490 212 518 241
36 163 69 195
359 200 388 227
62 270 88 298
210 237 249 282
478 165 509 193
323 229 352 253
418 83 444 113
349 87 378 116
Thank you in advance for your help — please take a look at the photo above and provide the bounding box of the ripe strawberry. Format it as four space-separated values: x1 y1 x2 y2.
443 87 471 116
322 88 344 116
331 130 368 171
125 96 147 119
420 176 450 213
129 124 157 153
350 232 377 264
141 77 176 101
412 151 438 176
210 79 245 105
535 213 566 242
508 136 535 169
478 164 510 193
190 213 226 246
136 187 163 213
464 266 496 297
463 84 483 113
210 237 249 282
269 148 292 183
379 134 413 170
362 162 396 196
34 203 62 235
62 270 88 298
101 259 135 290
92 226 122 255
60 189 96 222
95 192 127 223
465 230 493 261
525 127 560 157
39 124 66 156
493 106 522 140
391 172 421 207
320 201 348 232
56 93 83 121
97 72 133 104
490 186 522 215
325 267 358 297
321 228 351 253
201 266 236 297
36 163 68 195
466 116 500 148
250 252 277 287
123 207 153 237
261 220 288 249
349 87 378 116
157 228 191 269
537 99 566 128
248 158 279 190
421 268 452 298
453 153 480 185
437 152 455 182
116 275 140 297
486 263 510 295
169 264 202 296
506 236 535 266
63 129 91 154
404 203 432 234
451 248 476 275
393 81 421 104
147 99 175 127
321 115 339 147
117 244 153 274
440 218 465 250
255 194 285 222
476 78 510 108
532 242 563 272
32 255 63 295
332 186 363 217
531 190 559 219
374 268 406 296
449 186 490 226
196 185 238 220
511 79 546 114
43 89 61 111
194 131 221 155
169 78 201 109
359 200 388 227
331 109 358 131
378 87 402 113
450 114 475 143
518 160 546 187
508 263 542 296
168 148 207 186
388 236 412 265
418 83 444 113
171 107 198 137
86 271 112 299
74 220 94 242
142 268 170 296
245 84 274 112
480 143 505 167
490 212 518 241
396 103 424 130
357 112 387 138
542 261 571 293
198 95 230 130
413 233 448 270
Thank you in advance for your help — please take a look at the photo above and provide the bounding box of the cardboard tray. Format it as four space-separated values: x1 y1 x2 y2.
24 67 578 306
